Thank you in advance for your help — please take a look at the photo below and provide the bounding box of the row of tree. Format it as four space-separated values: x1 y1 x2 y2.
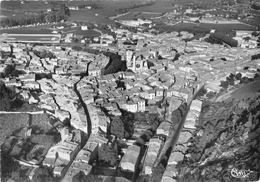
206 32 238 47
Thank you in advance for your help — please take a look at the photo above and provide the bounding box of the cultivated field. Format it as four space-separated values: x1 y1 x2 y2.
0 26 55 34
0 9 25 19
1 0 148 22
0 34 61 43
66 0 143 17
116 12 140 21
62 26 101 37
198 23 256 31
1 1 52 11
129 1 175 13
172 22 256 32
173 0 217 5
0 1 52 18
136 12 162 19
69 10 115 24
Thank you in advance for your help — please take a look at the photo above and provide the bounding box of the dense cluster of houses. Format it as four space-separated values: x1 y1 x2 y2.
142 138 163 175
62 133 108 181
1 26 260 181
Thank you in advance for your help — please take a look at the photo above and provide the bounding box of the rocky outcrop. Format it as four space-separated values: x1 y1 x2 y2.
177 91 260 182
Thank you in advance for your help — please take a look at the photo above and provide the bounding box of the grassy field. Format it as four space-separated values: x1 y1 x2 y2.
62 26 101 37
0 27 54 34
174 0 217 5
116 12 140 21
1 0 147 20
67 0 143 17
31 114 52 134
0 23 60 34
129 1 175 13
136 12 162 19
198 23 256 31
0 113 30 142
173 22 210 32
70 10 115 24
171 22 256 32
1 1 51 11
0 1 52 19
1 0 167 24
0 9 26 19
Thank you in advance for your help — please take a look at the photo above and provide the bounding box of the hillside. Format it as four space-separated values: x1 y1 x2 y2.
177 83 260 181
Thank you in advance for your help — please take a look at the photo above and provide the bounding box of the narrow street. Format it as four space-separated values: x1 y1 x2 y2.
73 76 92 139
154 83 205 167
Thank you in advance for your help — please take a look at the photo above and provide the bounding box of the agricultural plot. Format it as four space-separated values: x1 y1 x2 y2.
0 34 61 43
198 23 256 31
62 27 101 38
174 0 217 5
0 26 55 34
1 1 51 11
70 10 115 24
116 12 140 21
66 0 141 17
128 1 175 13
0 9 26 19
136 12 162 19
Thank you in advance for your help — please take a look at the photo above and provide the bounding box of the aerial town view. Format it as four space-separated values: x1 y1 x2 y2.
0 0 260 181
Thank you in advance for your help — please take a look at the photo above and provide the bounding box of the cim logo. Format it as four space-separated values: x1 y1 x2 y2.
230 168 252 179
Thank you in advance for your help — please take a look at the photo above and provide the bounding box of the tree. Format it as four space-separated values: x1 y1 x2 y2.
11 70 20 77
210 32 238 47
113 22 121 28
251 31 259 37
110 116 125 139
151 164 165 182
252 54 260 60
1 154 20 178
110 110 135 139
252 4 260 10
32 166 54 182
0 81 14 111
235 73 242 80
59 4 70 17
4 65 14 77
121 110 135 138
72 171 88 182
97 143 119 167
